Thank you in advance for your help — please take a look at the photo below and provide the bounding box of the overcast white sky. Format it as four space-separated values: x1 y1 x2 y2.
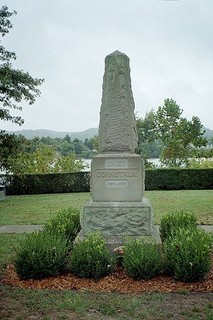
1 0 213 132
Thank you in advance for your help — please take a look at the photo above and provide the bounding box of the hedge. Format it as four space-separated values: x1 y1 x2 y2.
4 172 90 195
145 168 213 190
1 168 213 195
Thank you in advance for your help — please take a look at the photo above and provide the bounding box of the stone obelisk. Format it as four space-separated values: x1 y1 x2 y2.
79 51 160 249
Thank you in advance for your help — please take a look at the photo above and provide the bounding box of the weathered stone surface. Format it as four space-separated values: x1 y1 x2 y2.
78 198 161 251
81 199 153 237
99 50 138 153
91 153 145 202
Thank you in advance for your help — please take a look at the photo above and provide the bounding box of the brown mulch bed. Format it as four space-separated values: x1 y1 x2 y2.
2 255 213 294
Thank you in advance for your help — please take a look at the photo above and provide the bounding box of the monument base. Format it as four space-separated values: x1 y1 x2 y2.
77 197 161 251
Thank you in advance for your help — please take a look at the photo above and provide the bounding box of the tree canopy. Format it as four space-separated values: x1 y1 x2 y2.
137 99 207 167
155 99 207 166
0 6 44 172
0 5 44 126
0 134 97 174
7 145 85 175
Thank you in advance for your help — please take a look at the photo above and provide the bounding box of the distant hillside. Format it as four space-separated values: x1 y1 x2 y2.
7 128 98 140
6 126 213 141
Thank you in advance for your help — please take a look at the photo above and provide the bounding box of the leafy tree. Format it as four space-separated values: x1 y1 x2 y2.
83 136 98 157
2 134 98 173
0 6 44 172
63 134 71 144
0 133 27 172
155 99 207 167
73 138 88 155
136 99 207 167
7 145 84 174
136 110 161 164
84 137 94 150
0 5 44 126
58 140 75 156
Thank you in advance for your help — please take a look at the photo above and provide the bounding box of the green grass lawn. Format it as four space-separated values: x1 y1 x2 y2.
1 277 213 319
0 191 213 320
147 190 213 225
0 233 25 273
0 190 212 225
0 192 90 225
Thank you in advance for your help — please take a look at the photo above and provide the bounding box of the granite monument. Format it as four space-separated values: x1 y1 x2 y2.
79 50 160 249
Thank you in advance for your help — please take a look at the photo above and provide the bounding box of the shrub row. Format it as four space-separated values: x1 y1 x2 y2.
2 168 213 195
145 168 213 190
4 172 90 195
14 209 212 282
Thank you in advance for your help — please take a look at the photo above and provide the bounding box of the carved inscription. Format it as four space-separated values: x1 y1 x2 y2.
105 159 128 169
96 169 138 178
105 180 128 188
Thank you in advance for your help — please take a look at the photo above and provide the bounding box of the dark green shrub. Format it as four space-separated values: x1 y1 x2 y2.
15 230 68 279
123 238 164 280
68 232 115 279
5 171 90 195
145 168 213 190
164 228 212 282
160 210 197 242
43 207 81 247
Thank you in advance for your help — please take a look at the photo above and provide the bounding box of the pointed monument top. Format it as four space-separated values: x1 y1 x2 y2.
109 50 126 56
105 50 129 64
106 50 129 59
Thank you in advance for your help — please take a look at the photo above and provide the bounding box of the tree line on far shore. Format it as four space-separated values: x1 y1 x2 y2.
1 98 213 175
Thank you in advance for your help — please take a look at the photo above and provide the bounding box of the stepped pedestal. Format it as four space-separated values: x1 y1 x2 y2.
78 153 160 250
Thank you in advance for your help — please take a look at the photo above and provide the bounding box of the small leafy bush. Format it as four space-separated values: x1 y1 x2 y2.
164 228 212 282
44 207 81 247
123 238 164 280
68 232 115 279
160 210 197 241
15 230 68 279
